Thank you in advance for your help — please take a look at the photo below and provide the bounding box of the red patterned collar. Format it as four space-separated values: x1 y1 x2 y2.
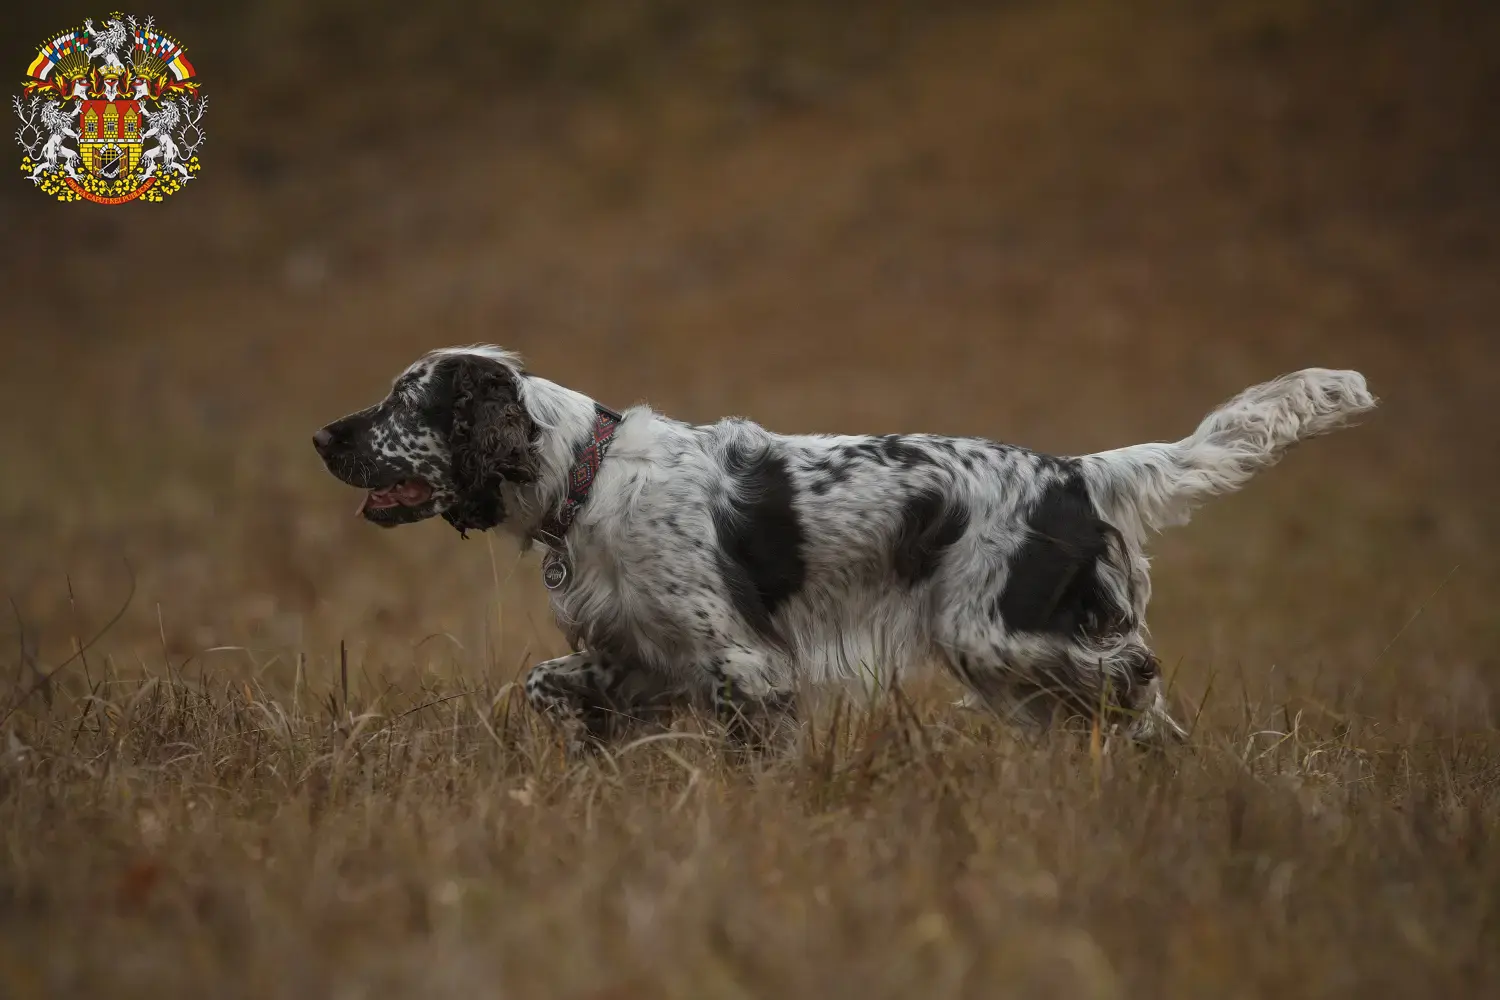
531 403 622 552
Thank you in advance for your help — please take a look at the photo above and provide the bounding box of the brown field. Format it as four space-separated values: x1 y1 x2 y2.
3 1 1499 996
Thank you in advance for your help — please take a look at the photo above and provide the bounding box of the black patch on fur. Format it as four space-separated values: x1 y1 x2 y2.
806 455 853 482
881 435 936 468
998 471 1123 638
805 453 858 496
842 441 884 465
712 444 807 643
892 487 969 585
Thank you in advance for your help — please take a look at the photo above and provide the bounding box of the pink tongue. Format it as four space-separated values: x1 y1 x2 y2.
356 480 432 515
359 489 402 512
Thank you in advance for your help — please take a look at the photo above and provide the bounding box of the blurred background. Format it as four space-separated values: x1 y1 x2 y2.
2 0 1497 729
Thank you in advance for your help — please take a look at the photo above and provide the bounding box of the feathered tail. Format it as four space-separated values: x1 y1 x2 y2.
1081 368 1377 540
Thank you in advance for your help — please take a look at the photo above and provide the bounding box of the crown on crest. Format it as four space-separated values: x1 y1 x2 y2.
129 43 166 80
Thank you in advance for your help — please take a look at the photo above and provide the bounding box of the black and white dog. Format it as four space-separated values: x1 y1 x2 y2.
314 346 1375 745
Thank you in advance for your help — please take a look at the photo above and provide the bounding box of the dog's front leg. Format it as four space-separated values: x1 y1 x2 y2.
702 650 798 751
523 650 682 749
523 651 631 748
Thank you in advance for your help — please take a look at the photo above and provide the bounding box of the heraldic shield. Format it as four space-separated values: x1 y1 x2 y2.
14 11 206 204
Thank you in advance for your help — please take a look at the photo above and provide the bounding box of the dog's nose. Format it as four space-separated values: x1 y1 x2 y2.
313 427 336 454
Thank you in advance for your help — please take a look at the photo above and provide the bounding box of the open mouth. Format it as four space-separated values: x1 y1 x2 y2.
356 479 434 517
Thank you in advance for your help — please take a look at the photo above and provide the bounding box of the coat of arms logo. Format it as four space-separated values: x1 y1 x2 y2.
14 11 204 203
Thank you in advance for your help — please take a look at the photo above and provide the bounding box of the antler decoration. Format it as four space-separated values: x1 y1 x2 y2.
175 95 207 158
125 14 159 62
13 95 42 158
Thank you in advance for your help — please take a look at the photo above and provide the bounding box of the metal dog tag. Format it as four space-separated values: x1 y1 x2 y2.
541 550 570 590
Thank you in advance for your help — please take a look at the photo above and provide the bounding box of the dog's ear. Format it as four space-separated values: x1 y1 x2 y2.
450 356 537 489
446 357 537 529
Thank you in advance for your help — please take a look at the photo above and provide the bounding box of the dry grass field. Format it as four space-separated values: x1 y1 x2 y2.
2 1 1499 996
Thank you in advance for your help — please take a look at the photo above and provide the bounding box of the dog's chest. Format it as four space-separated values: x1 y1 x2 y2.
543 528 718 669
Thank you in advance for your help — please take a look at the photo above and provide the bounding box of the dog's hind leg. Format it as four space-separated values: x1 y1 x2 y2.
935 468 1186 743
935 610 1184 743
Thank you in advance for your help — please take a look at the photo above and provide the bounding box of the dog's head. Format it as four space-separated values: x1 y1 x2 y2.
313 347 537 534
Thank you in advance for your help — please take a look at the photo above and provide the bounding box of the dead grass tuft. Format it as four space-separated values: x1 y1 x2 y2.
2 631 1498 998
